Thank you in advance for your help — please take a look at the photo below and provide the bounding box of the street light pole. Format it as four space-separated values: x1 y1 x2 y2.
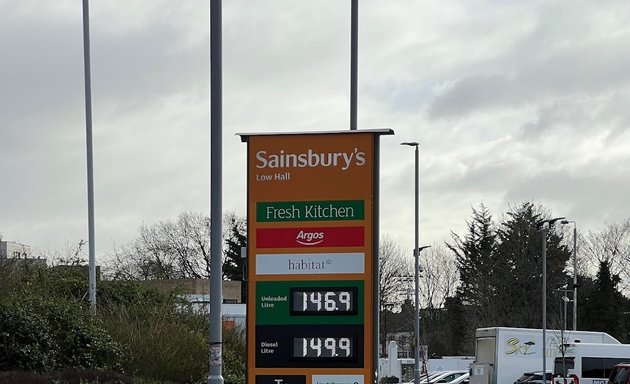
562 295 570 334
537 217 565 382
82 0 97 314
416 245 431 378
561 295 571 384
209 2 224 384
561 220 577 330
401 142 422 384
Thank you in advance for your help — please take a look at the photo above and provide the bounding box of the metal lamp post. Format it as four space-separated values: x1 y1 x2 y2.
416 245 431 378
209 2 224 384
401 142 424 384
537 217 565 383
561 220 577 330
562 295 570 335
561 295 571 384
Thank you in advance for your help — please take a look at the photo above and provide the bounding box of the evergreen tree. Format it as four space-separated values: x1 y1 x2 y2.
581 261 624 338
448 203 497 329
449 202 572 330
444 294 470 355
574 274 595 330
495 203 571 328
223 214 247 302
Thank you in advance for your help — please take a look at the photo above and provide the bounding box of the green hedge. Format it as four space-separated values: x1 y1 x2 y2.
0 263 246 384
0 296 123 372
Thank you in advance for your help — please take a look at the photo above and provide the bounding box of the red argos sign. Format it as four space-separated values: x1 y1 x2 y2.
256 226 364 248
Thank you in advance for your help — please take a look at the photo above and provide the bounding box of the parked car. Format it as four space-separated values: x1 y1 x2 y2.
425 370 468 384
515 371 540 384
400 371 442 384
441 373 469 384
419 372 448 384
524 373 552 384
514 371 552 384
608 363 630 384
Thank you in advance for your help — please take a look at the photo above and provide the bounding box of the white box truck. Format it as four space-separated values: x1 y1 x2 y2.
552 342 630 384
468 327 619 384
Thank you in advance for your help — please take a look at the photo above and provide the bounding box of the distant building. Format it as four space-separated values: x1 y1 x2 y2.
186 295 246 329
150 279 246 329
0 238 46 268
0 239 32 259
142 278 243 303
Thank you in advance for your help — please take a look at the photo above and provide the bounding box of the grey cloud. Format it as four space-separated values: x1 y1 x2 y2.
0 19 84 135
428 75 513 119
521 91 630 140
503 169 630 226
429 38 630 120
521 101 583 140
223 0 348 88
90 28 208 113
426 3 630 120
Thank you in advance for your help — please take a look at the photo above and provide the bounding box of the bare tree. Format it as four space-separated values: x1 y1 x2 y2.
418 244 459 310
378 234 413 356
105 211 252 281
580 220 630 295
379 234 413 311
105 242 139 280
33 240 87 266
107 211 211 280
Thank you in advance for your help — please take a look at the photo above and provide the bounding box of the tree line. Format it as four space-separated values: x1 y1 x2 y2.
7 200 628 381
380 202 630 356
95 202 630 357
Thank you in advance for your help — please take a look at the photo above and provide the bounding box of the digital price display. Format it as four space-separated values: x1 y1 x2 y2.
255 324 363 368
292 336 355 359
290 287 358 315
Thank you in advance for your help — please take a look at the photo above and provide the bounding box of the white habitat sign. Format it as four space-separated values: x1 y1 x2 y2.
255 252 365 275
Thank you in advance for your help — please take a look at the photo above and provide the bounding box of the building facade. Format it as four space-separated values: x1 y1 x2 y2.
0 239 32 259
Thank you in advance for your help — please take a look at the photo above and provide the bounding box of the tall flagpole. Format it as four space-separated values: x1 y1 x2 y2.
350 0 358 130
209 1 224 384
82 0 97 313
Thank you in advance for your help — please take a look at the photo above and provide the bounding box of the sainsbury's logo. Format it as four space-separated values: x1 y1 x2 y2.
256 227 364 248
296 230 324 246
255 148 366 171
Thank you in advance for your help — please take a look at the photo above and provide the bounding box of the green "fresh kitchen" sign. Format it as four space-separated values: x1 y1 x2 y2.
256 200 364 222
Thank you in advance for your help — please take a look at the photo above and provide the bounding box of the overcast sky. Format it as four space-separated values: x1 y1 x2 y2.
1 0 629 263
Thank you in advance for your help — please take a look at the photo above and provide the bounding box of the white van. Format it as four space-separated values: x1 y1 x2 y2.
552 342 630 384
469 327 619 384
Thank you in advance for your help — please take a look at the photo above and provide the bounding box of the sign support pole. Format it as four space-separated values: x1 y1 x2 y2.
209 1 224 384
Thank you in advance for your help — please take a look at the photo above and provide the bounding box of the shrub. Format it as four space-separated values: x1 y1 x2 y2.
0 300 57 371
222 326 246 384
99 302 207 383
0 263 247 384
0 296 124 372
0 369 133 384
98 299 247 384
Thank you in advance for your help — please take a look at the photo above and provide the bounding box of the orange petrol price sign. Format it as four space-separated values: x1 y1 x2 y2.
240 129 393 384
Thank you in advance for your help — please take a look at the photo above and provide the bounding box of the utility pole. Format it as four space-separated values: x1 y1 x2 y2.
81 0 97 313
537 217 565 383
350 0 358 130
208 2 224 384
